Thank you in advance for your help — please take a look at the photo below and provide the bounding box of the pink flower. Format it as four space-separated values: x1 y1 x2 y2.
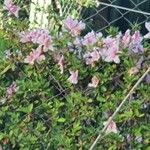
131 31 142 44
68 70 78 84
53 54 65 74
6 82 18 98
104 120 118 134
42 36 53 51
104 45 120 64
84 50 100 66
24 51 36 65
32 29 52 51
122 29 131 48
100 36 121 63
19 29 52 51
82 31 97 46
144 22 150 39
88 76 99 88
35 49 45 63
24 46 45 65
4 0 20 18
129 31 144 53
57 55 64 74
103 36 116 48
64 16 85 36
19 31 31 43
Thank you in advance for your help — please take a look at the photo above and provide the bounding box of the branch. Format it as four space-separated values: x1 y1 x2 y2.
89 67 150 150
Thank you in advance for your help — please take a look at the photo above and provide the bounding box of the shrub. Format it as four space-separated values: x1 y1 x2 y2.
0 1 150 149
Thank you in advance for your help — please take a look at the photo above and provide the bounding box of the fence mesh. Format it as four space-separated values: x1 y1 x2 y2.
81 0 150 33
29 0 150 33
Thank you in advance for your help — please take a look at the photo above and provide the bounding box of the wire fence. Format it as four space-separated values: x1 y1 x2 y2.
81 0 150 33
29 0 150 33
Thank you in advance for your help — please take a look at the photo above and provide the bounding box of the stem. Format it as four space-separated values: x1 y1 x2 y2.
0 64 11 76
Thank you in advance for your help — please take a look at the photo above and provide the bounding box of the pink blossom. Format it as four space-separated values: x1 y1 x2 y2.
24 46 45 65
64 16 85 36
6 82 18 98
131 31 142 44
129 31 144 53
104 120 118 134
4 0 20 18
24 51 36 65
68 70 78 84
100 38 120 63
82 31 97 46
57 55 64 74
122 29 131 48
88 76 99 88
104 45 120 64
103 36 116 48
101 37 120 64
31 29 52 51
83 50 100 65
144 22 150 39
19 29 52 51
19 31 31 43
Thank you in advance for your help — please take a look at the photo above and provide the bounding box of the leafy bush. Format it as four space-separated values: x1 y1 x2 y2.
0 1 150 150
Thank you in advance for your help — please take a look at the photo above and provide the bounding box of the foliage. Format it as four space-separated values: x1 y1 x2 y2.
0 1 150 150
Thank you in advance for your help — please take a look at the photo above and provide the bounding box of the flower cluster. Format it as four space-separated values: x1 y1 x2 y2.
68 70 78 84
83 50 100 66
3 2 149 89
3 0 20 18
24 46 45 65
19 29 52 51
121 29 144 53
82 31 98 46
17 16 149 86
19 29 52 65
64 16 85 36
6 82 18 98
100 35 121 63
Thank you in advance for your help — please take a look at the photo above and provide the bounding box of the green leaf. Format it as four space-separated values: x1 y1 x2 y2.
146 146 150 150
17 104 33 113
57 118 66 123
0 133 5 140
72 121 81 133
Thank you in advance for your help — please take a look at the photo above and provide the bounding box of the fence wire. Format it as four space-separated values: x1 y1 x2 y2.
29 0 150 33
81 0 150 33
